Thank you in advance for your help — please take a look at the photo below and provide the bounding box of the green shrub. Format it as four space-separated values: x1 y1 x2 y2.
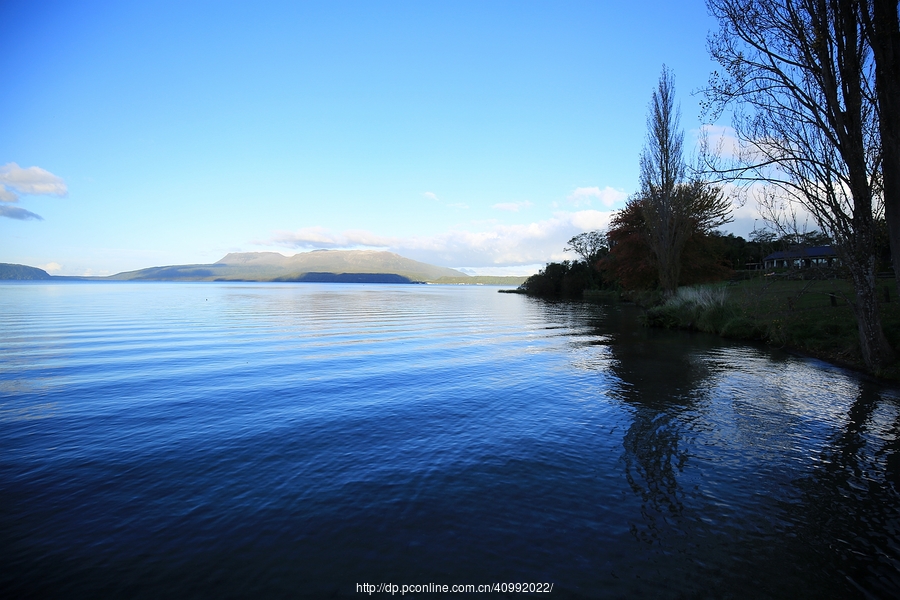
644 285 731 332
719 316 764 339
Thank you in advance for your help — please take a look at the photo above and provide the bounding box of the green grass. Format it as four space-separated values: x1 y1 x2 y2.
644 277 900 378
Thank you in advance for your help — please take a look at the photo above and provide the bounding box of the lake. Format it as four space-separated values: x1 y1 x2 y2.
2 282 899 598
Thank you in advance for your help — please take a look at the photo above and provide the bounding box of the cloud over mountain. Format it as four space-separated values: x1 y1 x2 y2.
271 210 615 268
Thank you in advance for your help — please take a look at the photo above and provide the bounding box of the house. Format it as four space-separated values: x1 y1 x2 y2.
763 246 839 270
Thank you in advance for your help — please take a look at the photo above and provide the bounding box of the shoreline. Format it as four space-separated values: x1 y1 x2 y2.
637 279 900 381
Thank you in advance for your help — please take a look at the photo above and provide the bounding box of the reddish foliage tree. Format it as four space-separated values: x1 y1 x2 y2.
601 197 733 291
600 199 658 290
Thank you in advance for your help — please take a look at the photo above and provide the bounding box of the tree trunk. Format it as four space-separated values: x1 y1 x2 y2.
650 210 678 296
884 147 900 293
705 0 896 372
866 0 900 298
645 205 687 297
846 252 895 371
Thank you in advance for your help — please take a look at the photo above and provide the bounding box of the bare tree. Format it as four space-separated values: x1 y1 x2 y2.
704 0 894 371
565 230 608 265
565 230 608 288
640 66 732 296
640 66 687 296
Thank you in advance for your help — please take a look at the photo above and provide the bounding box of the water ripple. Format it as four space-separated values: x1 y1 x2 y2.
2 282 899 598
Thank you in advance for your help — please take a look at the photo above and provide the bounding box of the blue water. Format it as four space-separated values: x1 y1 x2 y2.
2 282 900 598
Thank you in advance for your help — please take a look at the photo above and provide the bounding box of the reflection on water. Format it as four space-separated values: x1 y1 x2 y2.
590 298 900 597
1 283 899 598
609 324 707 543
789 381 900 597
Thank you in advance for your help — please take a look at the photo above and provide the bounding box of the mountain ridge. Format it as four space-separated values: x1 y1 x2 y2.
1 250 527 285
0 263 53 280
110 250 466 282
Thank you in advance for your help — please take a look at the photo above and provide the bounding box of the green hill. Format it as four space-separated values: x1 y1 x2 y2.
0 263 52 280
108 250 469 282
2 251 527 284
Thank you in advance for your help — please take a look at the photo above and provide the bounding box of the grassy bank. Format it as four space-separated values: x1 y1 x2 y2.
643 278 900 379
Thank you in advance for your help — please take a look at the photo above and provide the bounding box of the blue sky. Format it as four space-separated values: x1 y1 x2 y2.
0 0 754 276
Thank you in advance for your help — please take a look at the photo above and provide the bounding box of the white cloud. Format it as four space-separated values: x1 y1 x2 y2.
270 209 617 268
40 262 62 273
342 229 394 247
270 227 395 249
0 163 67 197
699 181 823 238
457 264 543 277
0 185 17 202
567 186 627 207
271 226 352 248
0 163 67 220
492 201 533 212
423 191 440 202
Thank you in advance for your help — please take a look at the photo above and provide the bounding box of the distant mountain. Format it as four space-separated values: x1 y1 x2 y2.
1 251 528 284
0 263 52 280
108 250 468 282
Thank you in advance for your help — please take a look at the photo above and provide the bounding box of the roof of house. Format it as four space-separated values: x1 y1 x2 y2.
763 246 837 261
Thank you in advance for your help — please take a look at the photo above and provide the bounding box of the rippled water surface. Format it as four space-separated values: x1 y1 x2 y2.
2 282 900 598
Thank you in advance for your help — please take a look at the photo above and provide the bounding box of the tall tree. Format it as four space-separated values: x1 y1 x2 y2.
859 0 900 297
705 0 894 370
640 66 689 296
639 67 732 296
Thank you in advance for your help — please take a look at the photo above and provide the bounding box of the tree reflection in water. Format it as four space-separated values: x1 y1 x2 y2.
598 302 714 546
592 299 900 598
615 344 698 543
790 380 900 597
